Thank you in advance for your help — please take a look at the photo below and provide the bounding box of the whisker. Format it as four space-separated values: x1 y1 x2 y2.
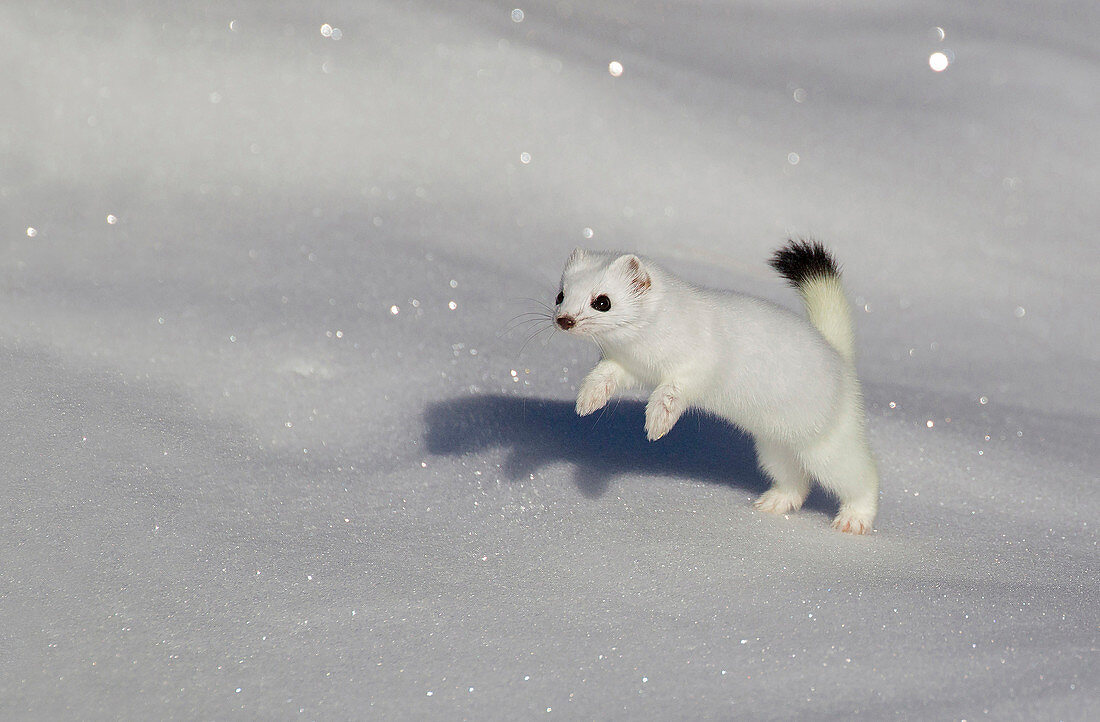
502 312 552 327
524 300 557 316
500 298 554 337
538 326 560 350
594 395 610 427
506 311 552 321
517 324 555 357
509 296 556 313
500 318 551 337
503 316 551 329
508 318 551 327
519 296 555 310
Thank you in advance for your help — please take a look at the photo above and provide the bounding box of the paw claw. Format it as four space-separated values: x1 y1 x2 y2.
831 511 873 535
644 407 674 441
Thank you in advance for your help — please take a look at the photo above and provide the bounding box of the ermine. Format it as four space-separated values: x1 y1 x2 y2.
554 241 879 534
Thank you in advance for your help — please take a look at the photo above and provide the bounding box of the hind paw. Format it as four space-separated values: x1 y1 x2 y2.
753 489 805 515
832 509 874 535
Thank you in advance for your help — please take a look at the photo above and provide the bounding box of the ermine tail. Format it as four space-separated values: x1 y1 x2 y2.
769 240 856 363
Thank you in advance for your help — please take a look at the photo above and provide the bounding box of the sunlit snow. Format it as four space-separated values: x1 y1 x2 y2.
2 1 1096 719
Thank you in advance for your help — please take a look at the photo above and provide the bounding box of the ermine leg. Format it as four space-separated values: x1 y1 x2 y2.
799 425 879 535
752 438 812 515
576 359 634 416
644 382 685 441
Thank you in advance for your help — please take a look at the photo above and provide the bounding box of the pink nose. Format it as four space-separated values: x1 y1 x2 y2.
556 315 576 330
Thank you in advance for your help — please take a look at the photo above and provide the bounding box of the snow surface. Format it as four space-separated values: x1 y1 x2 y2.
2 0 1097 718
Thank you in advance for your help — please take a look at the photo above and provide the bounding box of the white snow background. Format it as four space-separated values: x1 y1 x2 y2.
2 1 1097 718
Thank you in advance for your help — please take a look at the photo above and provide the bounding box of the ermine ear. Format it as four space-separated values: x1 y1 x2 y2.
568 247 586 263
614 254 651 294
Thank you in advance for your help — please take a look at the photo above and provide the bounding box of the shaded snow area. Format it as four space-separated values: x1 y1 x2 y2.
3 1 1097 718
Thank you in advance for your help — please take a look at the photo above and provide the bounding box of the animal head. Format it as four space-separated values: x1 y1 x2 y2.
554 249 654 342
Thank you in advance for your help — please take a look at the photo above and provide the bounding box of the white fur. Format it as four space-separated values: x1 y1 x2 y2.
557 248 879 534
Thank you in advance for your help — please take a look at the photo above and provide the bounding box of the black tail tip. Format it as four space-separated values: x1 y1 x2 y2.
768 239 840 288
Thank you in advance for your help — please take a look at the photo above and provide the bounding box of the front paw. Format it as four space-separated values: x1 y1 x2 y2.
576 376 613 416
644 387 684 441
832 507 875 535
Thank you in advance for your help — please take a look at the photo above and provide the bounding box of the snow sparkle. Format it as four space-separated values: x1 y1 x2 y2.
8 4 1091 717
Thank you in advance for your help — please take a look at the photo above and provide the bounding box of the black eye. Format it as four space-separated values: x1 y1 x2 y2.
591 294 611 312
555 291 564 305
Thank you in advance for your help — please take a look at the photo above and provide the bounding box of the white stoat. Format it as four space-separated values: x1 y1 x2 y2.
554 241 879 534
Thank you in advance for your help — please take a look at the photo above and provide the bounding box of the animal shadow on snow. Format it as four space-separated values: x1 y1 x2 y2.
423 395 835 513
